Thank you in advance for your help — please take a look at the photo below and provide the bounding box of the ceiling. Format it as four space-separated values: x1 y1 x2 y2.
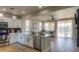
0 6 48 16
0 6 73 16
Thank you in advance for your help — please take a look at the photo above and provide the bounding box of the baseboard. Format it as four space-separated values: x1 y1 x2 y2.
42 47 51 52
9 42 18 45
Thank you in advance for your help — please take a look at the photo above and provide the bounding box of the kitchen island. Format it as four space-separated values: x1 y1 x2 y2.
33 34 51 52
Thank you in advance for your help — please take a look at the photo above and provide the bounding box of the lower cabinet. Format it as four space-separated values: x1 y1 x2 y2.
9 33 34 48
33 36 41 51
17 34 28 45
33 36 51 52
41 37 51 52
9 33 17 44
9 33 51 52
28 36 33 48
16 34 34 48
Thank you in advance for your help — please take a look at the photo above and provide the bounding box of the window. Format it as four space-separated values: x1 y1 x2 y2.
25 20 30 34
44 22 49 31
44 22 55 31
49 22 55 31
39 22 42 31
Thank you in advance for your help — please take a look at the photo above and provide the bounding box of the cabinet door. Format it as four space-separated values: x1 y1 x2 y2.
17 34 24 44
23 35 28 45
37 37 41 50
41 37 51 52
9 33 16 43
41 37 45 51
33 37 41 50
33 37 37 49
18 34 28 45
28 36 33 48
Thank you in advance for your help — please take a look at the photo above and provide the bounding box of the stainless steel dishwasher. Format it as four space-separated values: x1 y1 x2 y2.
33 36 41 51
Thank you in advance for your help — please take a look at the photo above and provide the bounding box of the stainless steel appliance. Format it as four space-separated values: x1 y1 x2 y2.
0 22 8 44
33 36 41 51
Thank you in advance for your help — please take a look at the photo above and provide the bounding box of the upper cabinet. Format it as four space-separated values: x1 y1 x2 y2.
0 17 22 28
8 18 22 28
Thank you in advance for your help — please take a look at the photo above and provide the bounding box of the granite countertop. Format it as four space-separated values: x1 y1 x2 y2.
33 34 50 37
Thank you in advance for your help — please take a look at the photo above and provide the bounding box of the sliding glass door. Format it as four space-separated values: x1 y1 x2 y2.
57 20 72 38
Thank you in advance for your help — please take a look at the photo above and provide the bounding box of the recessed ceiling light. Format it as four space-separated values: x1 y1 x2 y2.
22 11 25 13
2 8 6 11
38 6 42 8
10 8 15 10
0 13 3 17
13 16 16 19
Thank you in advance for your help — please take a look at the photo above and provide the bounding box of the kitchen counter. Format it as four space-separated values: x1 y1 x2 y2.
33 34 50 37
13 33 51 52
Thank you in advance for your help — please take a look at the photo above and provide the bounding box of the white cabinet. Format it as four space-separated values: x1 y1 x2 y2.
9 33 18 44
16 33 33 48
8 19 22 28
27 36 33 48
33 36 51 52
16 33 28 45
9 33 34 48
41 37 51 52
